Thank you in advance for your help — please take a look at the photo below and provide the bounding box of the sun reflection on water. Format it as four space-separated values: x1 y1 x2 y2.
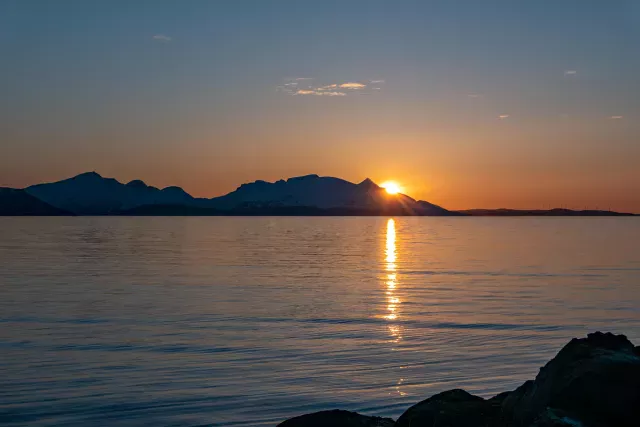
384 218 400 328
384 218 406 396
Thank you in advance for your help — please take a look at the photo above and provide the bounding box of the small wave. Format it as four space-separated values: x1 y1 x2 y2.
402 270 606 278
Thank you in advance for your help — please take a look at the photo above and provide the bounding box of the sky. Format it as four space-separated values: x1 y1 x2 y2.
1 0 639 212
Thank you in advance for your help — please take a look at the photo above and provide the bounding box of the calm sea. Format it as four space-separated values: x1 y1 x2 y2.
1 217 639 426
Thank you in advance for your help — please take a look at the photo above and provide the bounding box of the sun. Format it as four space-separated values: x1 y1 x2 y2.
380 181 402 195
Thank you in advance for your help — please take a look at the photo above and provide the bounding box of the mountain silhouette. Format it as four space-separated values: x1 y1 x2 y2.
460 208 634 216
25 172 194 215
4 172 633 216
14 172 455 215
0 188 71 215
202 174 452 215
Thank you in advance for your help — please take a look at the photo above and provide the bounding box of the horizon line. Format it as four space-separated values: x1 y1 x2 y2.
6 170 638 215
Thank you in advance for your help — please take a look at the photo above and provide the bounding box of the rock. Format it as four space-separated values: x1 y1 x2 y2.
277 333 640 427
395 389 502 427
528 408 588 427
501 331 640 427
276 409 394 427
489 391 513 403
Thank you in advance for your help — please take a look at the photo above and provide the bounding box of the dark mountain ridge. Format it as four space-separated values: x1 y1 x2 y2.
1 172 634 216
203 174 452 215
16 172 455 216
25 172 195 215
461 208 635 216
0 188 71 216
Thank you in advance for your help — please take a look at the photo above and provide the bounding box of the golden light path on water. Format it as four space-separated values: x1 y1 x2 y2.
384 218 406 396
385 218 399 322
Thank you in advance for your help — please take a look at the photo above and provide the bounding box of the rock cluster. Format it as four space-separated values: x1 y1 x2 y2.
277 332 640 427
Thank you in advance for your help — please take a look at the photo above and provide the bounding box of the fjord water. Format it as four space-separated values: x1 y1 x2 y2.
1 218 639 426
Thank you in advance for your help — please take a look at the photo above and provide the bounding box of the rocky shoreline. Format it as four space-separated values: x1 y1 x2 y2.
277 332 640 427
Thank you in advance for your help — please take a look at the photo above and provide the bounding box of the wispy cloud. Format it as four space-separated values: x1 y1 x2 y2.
499 114 510 119
152 34 172 42
564 70 577 76
295 89 346 96
278 78 380 97
339 82 366 89
610 115 624 120
468 93 483 98
316 84 338 91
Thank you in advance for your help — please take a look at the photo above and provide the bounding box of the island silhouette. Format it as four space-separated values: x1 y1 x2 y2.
0 172 635 216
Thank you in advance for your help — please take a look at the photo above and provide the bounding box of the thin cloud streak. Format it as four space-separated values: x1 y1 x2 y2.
295 90 346 96
316 84 338 91
152 34 172 41
278 78 380 97
339 82 366 89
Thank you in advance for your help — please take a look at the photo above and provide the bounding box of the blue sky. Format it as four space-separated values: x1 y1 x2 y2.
2 0 639 210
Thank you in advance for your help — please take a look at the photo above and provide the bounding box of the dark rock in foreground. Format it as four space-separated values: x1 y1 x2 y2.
395 389 502 427
501 331 640 427
277 409 394 427
277 332 640 427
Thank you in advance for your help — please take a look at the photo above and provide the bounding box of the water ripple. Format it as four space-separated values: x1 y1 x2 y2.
1 217 639 426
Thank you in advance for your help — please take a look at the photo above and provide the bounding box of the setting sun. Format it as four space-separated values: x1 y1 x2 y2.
381 181 402 195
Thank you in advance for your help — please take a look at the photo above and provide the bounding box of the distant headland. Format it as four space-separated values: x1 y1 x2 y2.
0 172 635 216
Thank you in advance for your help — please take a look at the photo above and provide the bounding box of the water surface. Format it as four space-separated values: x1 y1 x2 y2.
1 217 639 426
